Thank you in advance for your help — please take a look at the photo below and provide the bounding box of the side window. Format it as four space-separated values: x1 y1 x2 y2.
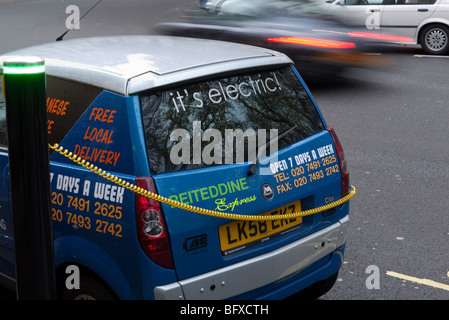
0 73 7 146
391 0 436 3
418 0 436 4
345 0 383 4
0 75 101 148
46 76 102 146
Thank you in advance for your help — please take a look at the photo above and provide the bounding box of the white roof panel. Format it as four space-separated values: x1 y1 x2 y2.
0 36 291 95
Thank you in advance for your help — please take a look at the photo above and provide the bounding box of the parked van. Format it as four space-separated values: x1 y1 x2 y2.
0 36 352 299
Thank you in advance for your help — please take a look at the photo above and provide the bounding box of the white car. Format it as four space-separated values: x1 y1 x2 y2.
326 0 449 54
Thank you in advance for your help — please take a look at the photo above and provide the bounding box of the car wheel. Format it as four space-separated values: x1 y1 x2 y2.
61 273 117 300
420 24 449 55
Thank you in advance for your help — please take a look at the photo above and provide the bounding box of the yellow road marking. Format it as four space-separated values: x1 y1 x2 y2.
386 271 449 292
413 55 449 59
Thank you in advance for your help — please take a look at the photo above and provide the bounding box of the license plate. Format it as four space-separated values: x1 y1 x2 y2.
218 200 302 255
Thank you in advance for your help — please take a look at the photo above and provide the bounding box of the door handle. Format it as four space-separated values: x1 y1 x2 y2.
370 9 380 12
417 8 429 12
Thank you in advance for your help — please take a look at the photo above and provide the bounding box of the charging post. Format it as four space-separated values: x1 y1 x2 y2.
3 57 56 299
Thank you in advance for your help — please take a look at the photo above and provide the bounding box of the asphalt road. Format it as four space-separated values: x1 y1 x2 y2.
314 50 449 299
1 0 449 300
0 0 196 54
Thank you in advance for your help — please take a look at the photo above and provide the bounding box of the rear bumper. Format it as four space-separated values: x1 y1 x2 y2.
154 215 349 300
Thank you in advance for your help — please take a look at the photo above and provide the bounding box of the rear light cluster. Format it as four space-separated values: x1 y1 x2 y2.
267 37 356 49
135 177 174 269
327 127 349 197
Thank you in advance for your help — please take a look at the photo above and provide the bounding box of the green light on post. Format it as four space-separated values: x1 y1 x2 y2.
3 55 56 299
3 56 46 75
3 65 46 74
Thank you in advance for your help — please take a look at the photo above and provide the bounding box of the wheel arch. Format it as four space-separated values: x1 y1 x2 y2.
417 20 449 45
54 235 136 300
55 262 118 299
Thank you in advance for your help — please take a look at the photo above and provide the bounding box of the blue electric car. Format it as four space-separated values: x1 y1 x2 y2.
0 35 352 299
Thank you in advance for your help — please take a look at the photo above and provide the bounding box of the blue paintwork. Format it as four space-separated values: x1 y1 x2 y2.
0 66 349 299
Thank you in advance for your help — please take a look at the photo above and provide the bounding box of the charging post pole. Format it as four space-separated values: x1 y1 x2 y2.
3 57 56 299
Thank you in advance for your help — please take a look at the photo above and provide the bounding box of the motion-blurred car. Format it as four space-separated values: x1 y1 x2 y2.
159 0 385 80
321 0 449 55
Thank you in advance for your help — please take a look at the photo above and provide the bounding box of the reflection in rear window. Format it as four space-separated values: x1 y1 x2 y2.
140 67 324 175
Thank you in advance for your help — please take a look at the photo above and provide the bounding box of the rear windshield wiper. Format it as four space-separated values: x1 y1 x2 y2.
247 125 297 176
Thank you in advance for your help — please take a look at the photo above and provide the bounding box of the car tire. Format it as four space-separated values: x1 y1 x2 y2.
419 24 449 55
61 273 117 300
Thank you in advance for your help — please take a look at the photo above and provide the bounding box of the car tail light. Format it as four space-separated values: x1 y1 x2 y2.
327 127 349 197
267 37 356 49
135 177 174 269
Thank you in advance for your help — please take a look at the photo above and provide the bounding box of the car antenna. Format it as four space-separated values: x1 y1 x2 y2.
56 0 103 41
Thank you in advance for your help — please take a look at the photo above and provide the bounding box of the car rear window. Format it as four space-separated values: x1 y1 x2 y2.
140 67 325 175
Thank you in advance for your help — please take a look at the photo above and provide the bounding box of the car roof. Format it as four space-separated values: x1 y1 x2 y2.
0 35 291 95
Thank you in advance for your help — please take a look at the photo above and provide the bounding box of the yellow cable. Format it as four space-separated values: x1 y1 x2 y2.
49 143 355 221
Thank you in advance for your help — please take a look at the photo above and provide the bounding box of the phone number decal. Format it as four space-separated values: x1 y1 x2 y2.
270 143 340 195
51 192 123 238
